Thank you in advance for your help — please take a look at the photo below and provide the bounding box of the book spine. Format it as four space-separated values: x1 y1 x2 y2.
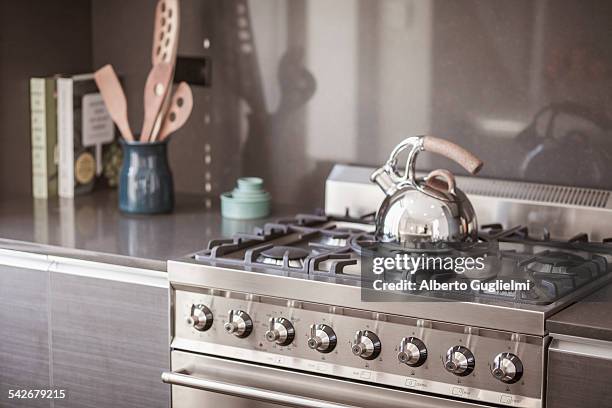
30 78 48 199
57 78 74 198
45 78 58 197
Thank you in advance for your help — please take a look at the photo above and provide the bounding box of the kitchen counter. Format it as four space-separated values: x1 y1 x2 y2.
0 190 312 271
547 283 612 342
3 190 612 342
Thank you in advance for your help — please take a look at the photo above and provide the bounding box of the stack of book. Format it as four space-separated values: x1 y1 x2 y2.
29 73 121 199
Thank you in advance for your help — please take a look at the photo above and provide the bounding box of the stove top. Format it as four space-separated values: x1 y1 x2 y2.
192 214 612 306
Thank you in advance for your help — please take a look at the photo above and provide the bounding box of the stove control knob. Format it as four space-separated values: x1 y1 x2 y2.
491 353 523 384
224 310 253 338
307 324 337 353
397 337 427 367
187 304 213 331
352 330 382 360
265 317 295 346
444 346 475 376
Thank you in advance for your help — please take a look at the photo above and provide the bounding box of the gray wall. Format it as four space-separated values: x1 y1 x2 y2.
0 0 92 202
3 0 612 208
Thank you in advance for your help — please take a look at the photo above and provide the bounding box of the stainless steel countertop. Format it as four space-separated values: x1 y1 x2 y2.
0 190 311 271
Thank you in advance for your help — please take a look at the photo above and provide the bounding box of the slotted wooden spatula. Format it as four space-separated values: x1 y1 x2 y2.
152 0 179 66
158 82 193 141
150 0 180 141
140 62 173 142
93 64 134 142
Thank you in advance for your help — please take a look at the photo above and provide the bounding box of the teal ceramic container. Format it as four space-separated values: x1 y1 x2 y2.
119 139 174 214
221 177 271 219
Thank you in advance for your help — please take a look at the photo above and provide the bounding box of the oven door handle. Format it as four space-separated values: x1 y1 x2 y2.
161 370 357 408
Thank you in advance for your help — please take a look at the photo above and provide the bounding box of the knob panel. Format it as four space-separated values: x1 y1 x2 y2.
444 346 475 376
491 352 523 384
224 310 253 338
398 337 427 367
265 317 295 346
187 304 213 331
307 324 337 353
352 330 381 360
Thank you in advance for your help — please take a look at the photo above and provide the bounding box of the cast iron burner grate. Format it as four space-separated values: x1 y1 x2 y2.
192 214 612 305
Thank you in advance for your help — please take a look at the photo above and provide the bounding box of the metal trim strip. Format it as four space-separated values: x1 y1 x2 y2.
549 335 612 360
0 248 51 271
48 255 168 288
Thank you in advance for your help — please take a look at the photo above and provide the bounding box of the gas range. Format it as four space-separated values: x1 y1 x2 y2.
164 166 612 408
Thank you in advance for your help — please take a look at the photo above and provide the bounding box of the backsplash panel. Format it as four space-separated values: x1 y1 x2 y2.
205 0 612 206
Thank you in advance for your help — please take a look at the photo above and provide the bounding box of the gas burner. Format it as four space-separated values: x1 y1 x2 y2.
192 214 612 305
310 226 374 249
332 227 367 234
523 251 588 275
514 250 609 302
317 235 350 248
257 246 310 268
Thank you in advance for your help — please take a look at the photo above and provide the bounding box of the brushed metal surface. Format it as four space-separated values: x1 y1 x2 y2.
0 264 51 408
169 350 490 408
49 273 169 408
547 346 612 408
171 288 544 407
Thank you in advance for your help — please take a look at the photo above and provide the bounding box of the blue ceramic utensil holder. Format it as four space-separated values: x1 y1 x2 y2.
119 139 174 214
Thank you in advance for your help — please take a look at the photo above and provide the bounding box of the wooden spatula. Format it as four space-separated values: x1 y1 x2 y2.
150 0 180 141
93 65 134 142
140 62 173 142
158 82 193 141
152 0 179 66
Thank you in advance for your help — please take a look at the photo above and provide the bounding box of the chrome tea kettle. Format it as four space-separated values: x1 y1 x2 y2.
370 136 483 247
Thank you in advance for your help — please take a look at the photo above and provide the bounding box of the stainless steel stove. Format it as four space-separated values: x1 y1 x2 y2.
163 165 612 408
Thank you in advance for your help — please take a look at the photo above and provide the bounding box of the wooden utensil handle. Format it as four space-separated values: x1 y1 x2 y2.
425 169 456 194
423 136 483 174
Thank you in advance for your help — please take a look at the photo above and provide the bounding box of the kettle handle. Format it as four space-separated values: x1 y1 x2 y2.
422 136 483 174
371 135 483 195
425 169 456 194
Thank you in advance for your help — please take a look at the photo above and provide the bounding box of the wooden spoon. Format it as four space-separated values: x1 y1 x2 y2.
140 62 173 142
93 65 134 142
158 82 193 141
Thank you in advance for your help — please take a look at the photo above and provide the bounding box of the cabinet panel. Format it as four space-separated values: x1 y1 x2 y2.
49 273 169 408
547 348 612 408
0 265 51 408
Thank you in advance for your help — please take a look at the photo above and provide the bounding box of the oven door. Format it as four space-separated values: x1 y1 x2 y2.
163 350 488 408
